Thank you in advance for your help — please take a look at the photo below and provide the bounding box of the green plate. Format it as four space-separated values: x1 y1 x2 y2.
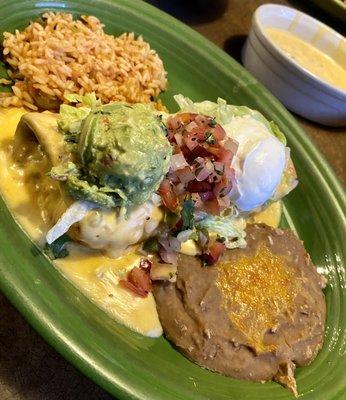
0 1 345 399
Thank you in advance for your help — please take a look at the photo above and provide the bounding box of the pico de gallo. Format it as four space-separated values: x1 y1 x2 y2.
158 112 238 216
151 112 240 267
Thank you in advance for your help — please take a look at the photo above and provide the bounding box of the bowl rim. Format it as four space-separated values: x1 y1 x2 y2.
253 3 346 100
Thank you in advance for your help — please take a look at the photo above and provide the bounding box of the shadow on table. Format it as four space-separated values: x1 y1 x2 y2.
145 0 228 24
223 34 248 64
0 291 113 400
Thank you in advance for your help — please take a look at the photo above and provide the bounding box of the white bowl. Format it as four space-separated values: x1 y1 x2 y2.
242 4 346 127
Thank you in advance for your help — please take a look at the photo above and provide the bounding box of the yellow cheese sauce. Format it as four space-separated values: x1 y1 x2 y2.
248 200 282 228
266 27 346 91
0 107 162 337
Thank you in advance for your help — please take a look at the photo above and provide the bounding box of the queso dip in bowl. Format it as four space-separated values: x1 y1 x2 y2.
242 4 346 126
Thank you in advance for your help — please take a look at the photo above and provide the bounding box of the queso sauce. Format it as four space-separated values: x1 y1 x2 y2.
0 107 162 337
266 27 346 91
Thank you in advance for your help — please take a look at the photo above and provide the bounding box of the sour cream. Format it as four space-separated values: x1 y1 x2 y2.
223 115 286 212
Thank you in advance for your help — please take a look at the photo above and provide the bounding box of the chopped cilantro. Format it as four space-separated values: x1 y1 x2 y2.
189 230 198 241
181 197 195 230
169 271 176 280
0 60 12 93
208 118 217 128
143 237 160 253
204 131 215 144
216 236 226 243
164 210 180 227
45 234 71 260
194 166 203 176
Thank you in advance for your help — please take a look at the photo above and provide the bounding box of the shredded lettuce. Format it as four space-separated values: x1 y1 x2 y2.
57 104 90 138
196 213 246 249
269 121 287 145
57 93 101 138
174 94 287 144
181 197 195 230
64 92 101 108
46 200 98 244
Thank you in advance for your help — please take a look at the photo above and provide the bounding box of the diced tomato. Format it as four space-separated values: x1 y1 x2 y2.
187 180 212 193
185 145 213 162
119 279 147 297
223 163 234 179
167 115 182 131
200 253 215 266
139 258 152 271
128 267 152 292
158 179 179 212
119 266 152 298
217 148 233 164
178 113 195 124
193 128 208 141
212 124 226 141
203 197 220 215
205 145 221 157
208 240 226 263
184 132 198 151
200 240 226 266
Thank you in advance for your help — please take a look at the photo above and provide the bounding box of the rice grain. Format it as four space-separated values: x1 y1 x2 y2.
1 12 167 110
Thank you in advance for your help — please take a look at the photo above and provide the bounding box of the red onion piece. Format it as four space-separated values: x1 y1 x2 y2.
184 133 198 151
199 191 215 202
177 229 193 243
214 161 224 174
159 248 178 265
185 121 198 132
217 195 231 209
196 166 211 181
174 132 183 147
170 153 188 171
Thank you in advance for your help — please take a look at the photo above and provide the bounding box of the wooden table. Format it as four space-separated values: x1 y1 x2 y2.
0 1 345 399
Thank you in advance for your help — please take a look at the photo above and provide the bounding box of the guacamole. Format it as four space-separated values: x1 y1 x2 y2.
52 101 171 208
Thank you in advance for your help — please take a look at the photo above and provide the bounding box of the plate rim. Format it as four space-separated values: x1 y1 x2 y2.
0 1 345 399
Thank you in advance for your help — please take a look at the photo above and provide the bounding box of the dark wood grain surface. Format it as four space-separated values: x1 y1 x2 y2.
0 1 345 399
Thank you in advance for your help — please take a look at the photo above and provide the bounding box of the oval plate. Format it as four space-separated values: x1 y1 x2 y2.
0 1 345 399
